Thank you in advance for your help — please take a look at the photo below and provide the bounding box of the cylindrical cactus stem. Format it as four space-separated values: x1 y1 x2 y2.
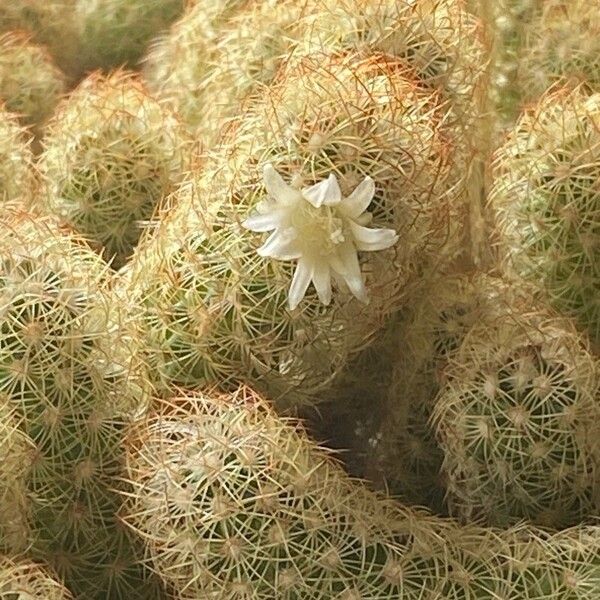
489 84 600 349
432 302 600 528
0 31 66 142
143 0 486 147
125 51 466 411
0 105 35 206
121 386 600 599
0 209 165 599
120 386 501 599
0 556 73 599
475 0 539 130
143 0 317 144
38 70 190 269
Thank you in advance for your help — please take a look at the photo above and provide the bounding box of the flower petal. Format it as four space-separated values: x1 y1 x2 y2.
312 262 332 306
257 230 302 260
339 176 375 218
263 164 299 204
350 222 398 252
288 258 313 310
302 174 341 207
330 242 368 303
242 211 284 232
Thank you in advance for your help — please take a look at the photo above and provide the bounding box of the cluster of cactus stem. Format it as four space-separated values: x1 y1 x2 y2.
0 0 599 599
121 386 600 599
143 0 485 146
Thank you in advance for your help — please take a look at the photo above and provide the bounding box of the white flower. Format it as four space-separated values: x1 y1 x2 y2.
243 164 398 310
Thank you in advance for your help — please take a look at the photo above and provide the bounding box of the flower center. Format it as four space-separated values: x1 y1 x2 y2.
290 202 347 258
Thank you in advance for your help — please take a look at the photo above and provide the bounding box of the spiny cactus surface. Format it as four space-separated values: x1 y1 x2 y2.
122 386 600 599
432 304 600 528
74 0 188 75
0 31 66 138
125 51 465 411
0 209 165 599
520 0 600 101
0 556 73 599
0 401 31 554
0 1 80 81
121 386 497 599
0 106 34 206
143 0 485 147
490 85 600 348
39 71 189 269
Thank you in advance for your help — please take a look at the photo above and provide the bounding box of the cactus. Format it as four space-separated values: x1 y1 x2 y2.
375 273 546 512
143 0 314 143
489 85 600 348
74 0 188 75
432 301 600 528
0 1 80 81
121 386 600 599
38 71 189 269
143 0 485 146
0 31 66 141
313 0 487 136
0 556 73 599
315 272 540 513
120 386 496 599
498 524 600 599
520 0 600 101
0 209 165 599
0 400 31 554
125 51 465 410
0 105 35 206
